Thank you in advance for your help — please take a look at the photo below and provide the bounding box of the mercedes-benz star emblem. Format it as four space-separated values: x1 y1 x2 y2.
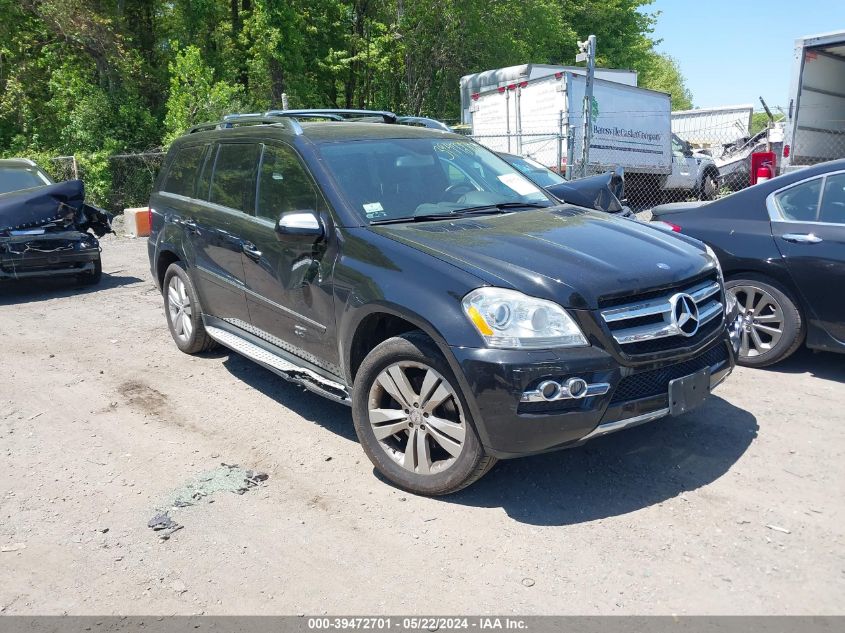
671 293 700 337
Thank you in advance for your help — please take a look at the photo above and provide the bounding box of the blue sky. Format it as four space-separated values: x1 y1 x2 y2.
648 0 845 110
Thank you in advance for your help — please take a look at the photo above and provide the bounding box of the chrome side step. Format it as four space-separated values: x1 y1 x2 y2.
204 325 351 405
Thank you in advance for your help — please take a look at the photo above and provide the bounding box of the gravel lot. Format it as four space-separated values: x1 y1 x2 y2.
1 233 843 615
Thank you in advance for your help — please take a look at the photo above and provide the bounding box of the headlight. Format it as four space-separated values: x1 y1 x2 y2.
725 287 738 315
704 244 723 282
703 244 734 315
461 287 588 349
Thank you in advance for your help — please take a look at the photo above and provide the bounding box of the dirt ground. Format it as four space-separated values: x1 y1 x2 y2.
1 233 843 615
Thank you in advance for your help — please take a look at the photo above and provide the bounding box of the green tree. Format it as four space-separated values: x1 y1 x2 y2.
0 0 695 159
163 44 246 143
638 52 693 110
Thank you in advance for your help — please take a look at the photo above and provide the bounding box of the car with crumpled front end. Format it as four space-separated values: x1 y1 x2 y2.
0 159 110 284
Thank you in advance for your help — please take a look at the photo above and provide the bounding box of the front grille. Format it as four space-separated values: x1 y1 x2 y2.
599 272 724 356
609 344 728 404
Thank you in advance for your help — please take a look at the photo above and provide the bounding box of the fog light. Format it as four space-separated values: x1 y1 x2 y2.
564 377 588 399
537 380 561 401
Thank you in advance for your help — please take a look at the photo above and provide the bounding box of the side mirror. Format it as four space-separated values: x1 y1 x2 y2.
683 142 694 157
275 210 324 241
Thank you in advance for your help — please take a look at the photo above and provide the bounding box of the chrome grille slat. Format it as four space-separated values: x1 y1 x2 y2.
690 281 720 303
601 297 672 322
697 300 723 325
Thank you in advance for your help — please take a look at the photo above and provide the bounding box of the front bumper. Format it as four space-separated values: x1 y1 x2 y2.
451 329 737 459
0 232 100 280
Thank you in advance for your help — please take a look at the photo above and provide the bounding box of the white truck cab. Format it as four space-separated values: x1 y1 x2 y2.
664 134 720 200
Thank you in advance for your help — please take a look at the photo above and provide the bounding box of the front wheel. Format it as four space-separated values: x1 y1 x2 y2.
77 256 102 285
352 333 496 495
699 172 718 201
725 276 804 367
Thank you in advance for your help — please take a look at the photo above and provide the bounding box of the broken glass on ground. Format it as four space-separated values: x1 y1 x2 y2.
147 463 269 540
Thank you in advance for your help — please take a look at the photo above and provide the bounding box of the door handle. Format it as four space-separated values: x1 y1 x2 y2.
242 242 263 260
782 233 822 244
175 218 199 233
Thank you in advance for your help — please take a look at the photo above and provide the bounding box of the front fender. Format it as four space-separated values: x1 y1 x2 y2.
333 228 489 380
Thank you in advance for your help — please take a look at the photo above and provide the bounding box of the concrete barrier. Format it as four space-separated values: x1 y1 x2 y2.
123 207 151 238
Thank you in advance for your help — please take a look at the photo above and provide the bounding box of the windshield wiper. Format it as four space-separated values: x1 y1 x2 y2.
369 202 550 225
451 202 551 214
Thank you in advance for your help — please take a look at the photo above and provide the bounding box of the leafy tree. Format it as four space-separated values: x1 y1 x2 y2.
163 44 246 143
0 0 697 194
638 52 693 110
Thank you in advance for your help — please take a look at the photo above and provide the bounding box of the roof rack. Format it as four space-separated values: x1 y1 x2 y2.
188 108 400 136
265 109 398 124
188 115 303 135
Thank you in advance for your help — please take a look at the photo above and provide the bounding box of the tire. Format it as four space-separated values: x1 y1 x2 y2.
162 261 216 354
351 332 496 495
77 256 102 285
725 275 804 367
699 171 718 201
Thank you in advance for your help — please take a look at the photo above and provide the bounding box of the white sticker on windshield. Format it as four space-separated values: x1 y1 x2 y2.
497 173 539 196
363 202 384 217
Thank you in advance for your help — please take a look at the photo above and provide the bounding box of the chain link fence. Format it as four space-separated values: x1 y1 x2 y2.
470 107 845 211
43 151 166 213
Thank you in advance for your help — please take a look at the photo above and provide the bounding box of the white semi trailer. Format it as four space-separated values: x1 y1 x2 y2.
468 70 675 196
783 30 845 171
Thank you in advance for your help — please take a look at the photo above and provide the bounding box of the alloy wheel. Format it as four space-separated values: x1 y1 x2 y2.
729 285 785 358
167 275 193 343
367 361 466 475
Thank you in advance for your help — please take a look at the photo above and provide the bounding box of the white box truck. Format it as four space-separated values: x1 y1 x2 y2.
459 63 639 126
469 71 676 197
783 30 845 172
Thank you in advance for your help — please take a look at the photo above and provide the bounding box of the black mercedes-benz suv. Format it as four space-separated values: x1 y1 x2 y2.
148 110 741 495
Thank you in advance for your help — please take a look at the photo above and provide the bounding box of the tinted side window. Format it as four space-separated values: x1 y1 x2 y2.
775 178 821 222
209 143 261 212
162 146 205 197
256 144 318 221
820 173 845 224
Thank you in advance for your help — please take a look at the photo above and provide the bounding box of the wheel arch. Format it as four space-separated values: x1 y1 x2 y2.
155 249 181 290
344 303 457 384
724 267 803 312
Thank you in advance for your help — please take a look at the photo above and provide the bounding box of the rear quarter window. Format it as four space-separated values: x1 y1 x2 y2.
162 146 206 198
209 143 261 213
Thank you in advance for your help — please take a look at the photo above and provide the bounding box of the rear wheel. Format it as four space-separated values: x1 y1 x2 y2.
163 261 216 354
352 333 496 495
725 275 804 367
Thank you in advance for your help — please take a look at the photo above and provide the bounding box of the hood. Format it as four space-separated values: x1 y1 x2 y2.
0 180 112 237
372 207 714 309
546 167 626 213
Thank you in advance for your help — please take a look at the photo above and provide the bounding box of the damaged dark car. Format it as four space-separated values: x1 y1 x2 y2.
0 159 112 285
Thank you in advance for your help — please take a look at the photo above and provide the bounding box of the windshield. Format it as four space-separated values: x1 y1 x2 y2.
318 138 553 223
501 155 566 187
0 166 51 195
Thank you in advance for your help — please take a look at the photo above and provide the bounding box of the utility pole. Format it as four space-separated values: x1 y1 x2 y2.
576 35 596 178
759 96 774 153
